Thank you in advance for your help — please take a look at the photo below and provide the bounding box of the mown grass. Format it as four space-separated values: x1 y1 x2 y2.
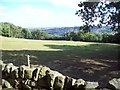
1 36 119 62
1 36 120 85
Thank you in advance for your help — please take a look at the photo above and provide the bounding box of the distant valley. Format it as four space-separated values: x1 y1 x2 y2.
29 26 113 36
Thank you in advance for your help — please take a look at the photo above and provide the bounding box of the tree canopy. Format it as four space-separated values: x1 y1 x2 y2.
76 0 120 33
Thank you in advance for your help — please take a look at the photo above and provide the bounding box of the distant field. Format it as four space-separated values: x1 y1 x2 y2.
1 36 120 85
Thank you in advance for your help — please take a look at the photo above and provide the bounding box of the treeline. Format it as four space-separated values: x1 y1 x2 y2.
0 22 119 43
64 30 120 43
0 22 63 40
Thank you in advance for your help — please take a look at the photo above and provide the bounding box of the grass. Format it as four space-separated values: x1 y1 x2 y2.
1 36 119 62
1 36 120 85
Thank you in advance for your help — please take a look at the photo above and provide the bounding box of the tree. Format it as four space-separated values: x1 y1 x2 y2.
31 29 48 40
0 22 22 38
64 31 78 41
21 28 32 39
76 0 120 34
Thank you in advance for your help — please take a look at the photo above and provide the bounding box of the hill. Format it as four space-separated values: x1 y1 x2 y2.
0 22 113 37
29 26 113 36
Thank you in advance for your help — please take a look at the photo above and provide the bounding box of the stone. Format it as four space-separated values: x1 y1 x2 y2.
40 66 50 77
14 69 19 79
9 68 19 79
3 79 13 88
9 65 18 73
4 64 10 73
63 76 74 90
72 78 76 86
53 76 65 90
1 63 6 71
46 70 65 89
7 63 14 66
7 79 19 88
74 79 85 89
30 81 36 87
4 63 14 74
37 76 48 88
32 68 40 81
46 71 55 88
18 65 26 79
24 68 33 79
2 79 5 86
85 81 99 89
3 64 11 78
109 78 120 89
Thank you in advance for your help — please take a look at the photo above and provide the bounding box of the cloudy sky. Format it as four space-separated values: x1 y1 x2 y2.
0 0 87 28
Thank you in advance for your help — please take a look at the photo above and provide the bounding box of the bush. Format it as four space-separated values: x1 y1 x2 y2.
83 32 102 42
64 30 102 42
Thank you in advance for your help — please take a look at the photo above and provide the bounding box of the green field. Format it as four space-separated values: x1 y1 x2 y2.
1 36 120 84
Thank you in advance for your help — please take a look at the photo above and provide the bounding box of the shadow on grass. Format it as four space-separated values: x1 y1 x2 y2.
2 43 120 87
44 43 120 60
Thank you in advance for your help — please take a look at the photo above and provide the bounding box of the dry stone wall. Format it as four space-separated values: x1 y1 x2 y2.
0 61 120 90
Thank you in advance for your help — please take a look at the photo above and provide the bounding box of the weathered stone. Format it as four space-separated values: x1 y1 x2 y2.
9 68 19 79
0 60 5 70
14 69 19 79
3 63 14 76
7 79 19 88
18 65 26 79
24 68 33 79
109 78 120 89
2 79 5 86
3 65 11 78
85 81 99 89
74 78 85 89
74 79 85 86
3 79 13 88
1 63 6 71
30 81 36 87
53 76 65 90
40 66 50 77
72 78 76 86
4 65 10 73
63 76 74 90
7 63 14 67
46 70 65 89
10 65 18 73
3 62 120 90
37 76 48 88
32 68 40 81
46 70 56 88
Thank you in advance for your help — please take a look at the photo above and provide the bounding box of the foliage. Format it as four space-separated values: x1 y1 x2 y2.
31 29 47 40
76 0 120 33
64 30 102 42
21 28 32 39
102 33 120 43
0 22 22 38
0 22 119 43
64 31 79 41
47 34 64 40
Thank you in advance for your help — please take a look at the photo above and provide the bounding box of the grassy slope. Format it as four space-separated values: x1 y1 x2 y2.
1 37 120 62
1 36 100 50
1 36 120 83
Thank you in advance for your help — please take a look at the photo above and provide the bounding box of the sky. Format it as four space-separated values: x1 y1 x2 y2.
0 0 87 28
